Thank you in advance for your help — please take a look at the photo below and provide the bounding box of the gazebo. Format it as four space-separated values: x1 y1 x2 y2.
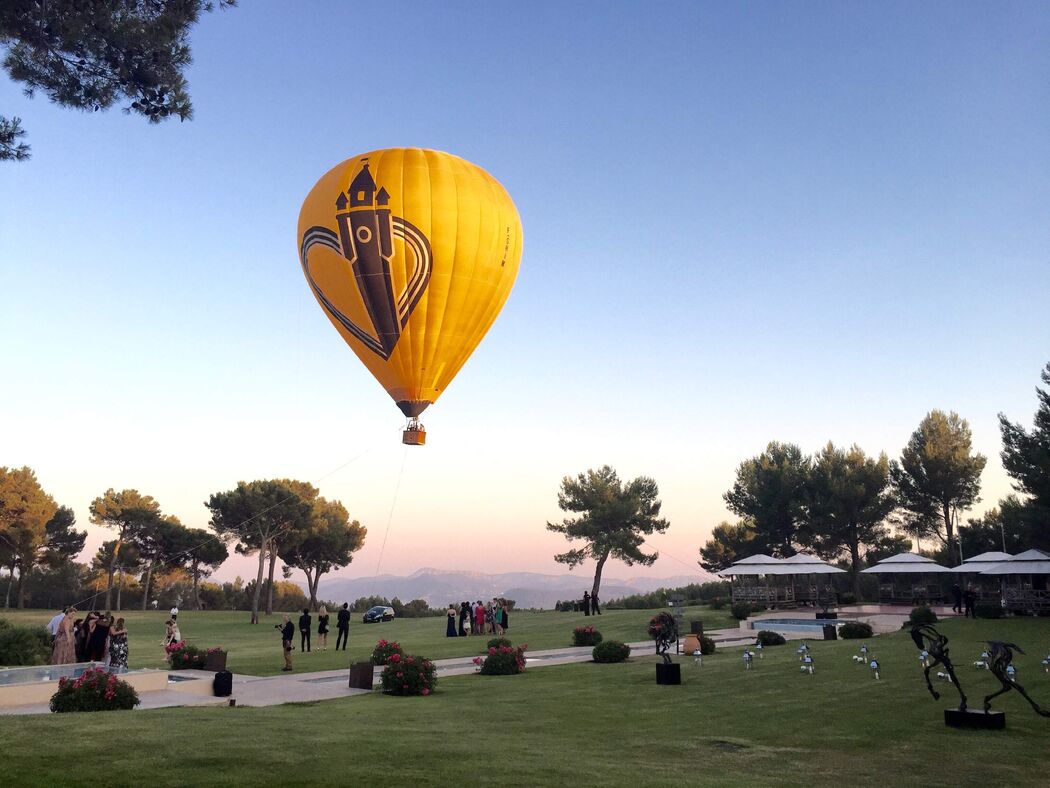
779 554 846 605
981 549 1050 613
860 552 950 605
720 554 843 609
953 551 1014 601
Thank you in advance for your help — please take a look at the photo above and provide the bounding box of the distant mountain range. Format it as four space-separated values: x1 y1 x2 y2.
317 567 715 609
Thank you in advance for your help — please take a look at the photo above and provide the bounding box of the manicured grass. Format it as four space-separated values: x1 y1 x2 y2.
1 606 735 675
2 617 1049 786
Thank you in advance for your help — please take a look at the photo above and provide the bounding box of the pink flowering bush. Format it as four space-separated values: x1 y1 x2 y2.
371 639 404 666
165 641 206 669
379 653 437 696
49 668 139 713
572 625 603 647
479 643 527 675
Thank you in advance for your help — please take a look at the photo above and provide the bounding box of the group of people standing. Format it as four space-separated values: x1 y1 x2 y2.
47 608 129 671
295 605 332 652
951 583 979 618
447 599 509 637
277 603 352 672
581 591 601 615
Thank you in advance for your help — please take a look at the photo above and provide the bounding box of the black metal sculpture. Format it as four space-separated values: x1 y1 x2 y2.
910 624 967 710
983 641 1050 717
648 612 679 664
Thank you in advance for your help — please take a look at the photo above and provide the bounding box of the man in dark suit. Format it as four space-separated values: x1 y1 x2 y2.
299 608 312 652
336 603 351 650
591 592 601 615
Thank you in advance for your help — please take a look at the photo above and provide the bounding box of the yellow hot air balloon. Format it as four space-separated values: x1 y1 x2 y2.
297 148 523 444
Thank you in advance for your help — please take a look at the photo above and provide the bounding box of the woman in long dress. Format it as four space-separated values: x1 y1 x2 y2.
445 604 457 637
108 617 129 672
51 609 77 664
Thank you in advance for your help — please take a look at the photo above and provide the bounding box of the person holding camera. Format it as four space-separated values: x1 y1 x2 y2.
277 614 295 672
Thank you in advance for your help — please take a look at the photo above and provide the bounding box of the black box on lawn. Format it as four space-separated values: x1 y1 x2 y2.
213 670 233 697
656 663 681 685
690 620 704 636
945 708 1005 729
349 662 374 690
822 624 837 640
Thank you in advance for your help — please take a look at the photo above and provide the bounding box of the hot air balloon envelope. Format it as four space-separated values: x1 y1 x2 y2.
297 148 523 439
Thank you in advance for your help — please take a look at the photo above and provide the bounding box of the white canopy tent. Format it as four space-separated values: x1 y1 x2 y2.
980 549 1050 613
780 554 847 575
721 554 844 607
953 551 1014 574
980 548 1050 576
860 552 950 604
951 551 1015 602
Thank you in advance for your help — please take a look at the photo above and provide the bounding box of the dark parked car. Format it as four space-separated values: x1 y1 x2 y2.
363 605 395 623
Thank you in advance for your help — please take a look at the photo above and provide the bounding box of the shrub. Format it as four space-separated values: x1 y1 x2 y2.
731 602 753 620
486 637 512 650
838 592 857 605
755 630 786 647
908 606 938 626
379 653 436 696
371 639 404 665
476 643 527 675
699 635 716 655
572 626 603 647
975 602 1005 619
592 640 630 663
708 597 726 610
165 641 206 669
839 622 874 639
0 619 51 666
49 667 139 713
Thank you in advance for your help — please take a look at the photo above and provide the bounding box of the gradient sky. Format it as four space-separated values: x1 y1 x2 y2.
2 2 1048 587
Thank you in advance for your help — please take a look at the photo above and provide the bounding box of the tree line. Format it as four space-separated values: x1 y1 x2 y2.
699 362 1050 597
1 476 366 621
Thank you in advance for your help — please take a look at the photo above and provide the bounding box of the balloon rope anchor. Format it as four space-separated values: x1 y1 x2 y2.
403 418 426 446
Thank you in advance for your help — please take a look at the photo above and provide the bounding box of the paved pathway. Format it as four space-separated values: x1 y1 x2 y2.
0 630 763 716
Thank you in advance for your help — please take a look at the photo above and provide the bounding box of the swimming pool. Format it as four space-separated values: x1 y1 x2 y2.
750 618 858 631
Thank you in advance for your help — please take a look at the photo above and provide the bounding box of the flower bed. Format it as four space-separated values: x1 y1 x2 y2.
49 667 139 713
572 626 603 647
371 639 404 666
474 643 527 675
379 653 436 696
165 641 206 669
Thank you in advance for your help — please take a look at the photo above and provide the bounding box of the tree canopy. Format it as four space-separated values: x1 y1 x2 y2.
889 410 986 565
799 443 895 596
278 497 366 609
723 442 808 557
89 487 161 609
998 362 1050 545
546 465 669 597
0 0 235 160
1 466 58 607
698 520 757 573
206 479 312 622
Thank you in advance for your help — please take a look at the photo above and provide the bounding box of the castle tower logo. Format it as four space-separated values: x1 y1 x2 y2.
299 160 433 359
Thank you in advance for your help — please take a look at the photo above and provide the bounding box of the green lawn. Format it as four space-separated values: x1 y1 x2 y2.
2 616 1050 786
1 606 735 675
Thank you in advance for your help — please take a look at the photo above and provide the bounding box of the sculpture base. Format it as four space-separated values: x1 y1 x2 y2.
656 663 681 685
944 708 1005 729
